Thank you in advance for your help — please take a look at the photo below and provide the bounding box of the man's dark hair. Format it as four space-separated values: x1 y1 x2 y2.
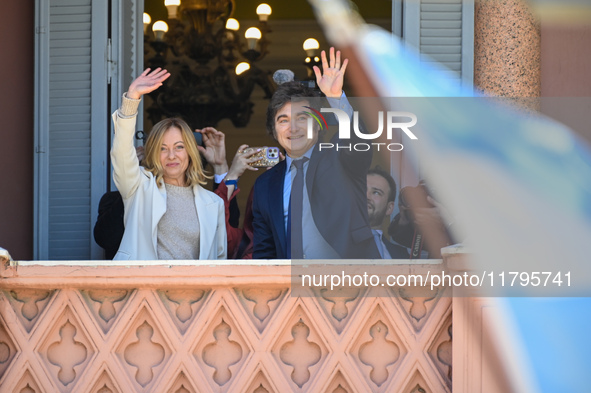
368 166 397 203
266 81 322 140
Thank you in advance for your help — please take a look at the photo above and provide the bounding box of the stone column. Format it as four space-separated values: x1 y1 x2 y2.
474 0 541 100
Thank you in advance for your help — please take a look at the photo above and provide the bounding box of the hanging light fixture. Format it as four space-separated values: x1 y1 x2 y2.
303 37 321 79
144 1 275 129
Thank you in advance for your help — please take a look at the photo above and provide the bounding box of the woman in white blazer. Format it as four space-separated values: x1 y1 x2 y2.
111 68 226 260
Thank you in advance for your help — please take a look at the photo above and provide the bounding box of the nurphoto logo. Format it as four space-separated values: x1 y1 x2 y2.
308 108 418 152
303 106 328 130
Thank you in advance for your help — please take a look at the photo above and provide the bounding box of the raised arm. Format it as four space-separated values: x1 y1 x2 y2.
126 68 170 100
313 48 371 173
111 68 170 199
313 47 349 98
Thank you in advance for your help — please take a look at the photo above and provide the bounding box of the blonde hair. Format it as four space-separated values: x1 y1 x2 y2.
143 118 209 187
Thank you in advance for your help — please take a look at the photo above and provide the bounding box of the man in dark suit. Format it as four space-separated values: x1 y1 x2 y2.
367 167 409 259
252 47 381 260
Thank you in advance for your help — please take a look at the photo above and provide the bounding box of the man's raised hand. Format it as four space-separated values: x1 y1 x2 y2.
313 47 349 98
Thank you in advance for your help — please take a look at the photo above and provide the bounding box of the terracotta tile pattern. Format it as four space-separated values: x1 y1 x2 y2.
0 267 453 392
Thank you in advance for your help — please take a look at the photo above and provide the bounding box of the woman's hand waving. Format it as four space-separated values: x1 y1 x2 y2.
127 68 170 100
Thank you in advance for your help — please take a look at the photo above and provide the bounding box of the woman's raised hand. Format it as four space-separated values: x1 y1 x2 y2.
127 68 170 100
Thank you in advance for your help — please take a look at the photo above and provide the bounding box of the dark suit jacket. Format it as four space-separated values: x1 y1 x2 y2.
252 133 381 259
384 239 410 259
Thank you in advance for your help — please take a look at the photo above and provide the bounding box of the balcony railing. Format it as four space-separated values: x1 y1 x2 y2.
0 246 509 392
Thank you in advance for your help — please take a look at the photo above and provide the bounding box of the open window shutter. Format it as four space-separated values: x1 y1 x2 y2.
392 0 474 188
35 0 108 260
109 0 144 189
35 0 143 260
389 0 475 194
403 0 474 88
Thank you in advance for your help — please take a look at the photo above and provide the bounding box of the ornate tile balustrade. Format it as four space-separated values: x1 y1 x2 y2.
0 250 503 393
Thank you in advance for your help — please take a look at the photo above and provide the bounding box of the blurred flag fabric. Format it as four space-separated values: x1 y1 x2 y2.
309 0 591 391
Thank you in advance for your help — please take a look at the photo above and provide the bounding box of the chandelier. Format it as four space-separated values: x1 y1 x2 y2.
143 0 276 129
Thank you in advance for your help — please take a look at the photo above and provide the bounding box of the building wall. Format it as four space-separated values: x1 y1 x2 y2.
0 2 34 260
540 23 591 145
541 24 591 97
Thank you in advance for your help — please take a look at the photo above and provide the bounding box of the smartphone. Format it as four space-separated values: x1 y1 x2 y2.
241 147 281 167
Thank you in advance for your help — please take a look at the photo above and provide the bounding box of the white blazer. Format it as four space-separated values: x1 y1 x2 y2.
110 112 227 260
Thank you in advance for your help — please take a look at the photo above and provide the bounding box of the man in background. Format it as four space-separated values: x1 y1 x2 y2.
367 167 409 259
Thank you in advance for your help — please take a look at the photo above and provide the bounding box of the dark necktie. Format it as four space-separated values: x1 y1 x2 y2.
288 158 308 259
373 229 385 259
